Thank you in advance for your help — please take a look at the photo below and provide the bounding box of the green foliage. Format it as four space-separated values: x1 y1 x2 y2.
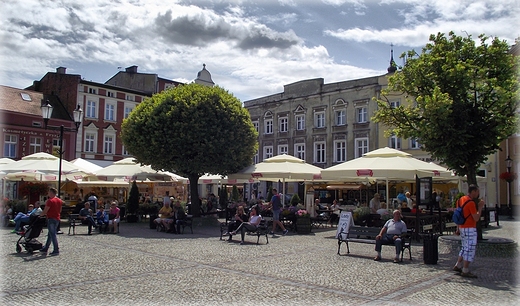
127 181 140 214
452 192 466 208
121 83 258 215
290 194 301 206
373 32 519 185
231 185 240 202
219 185 229 209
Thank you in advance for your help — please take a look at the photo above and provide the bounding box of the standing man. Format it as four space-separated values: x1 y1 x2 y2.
369 193 381 213
88 192 98 211
269 188 288 236
40 187 62 256
452 185 485 278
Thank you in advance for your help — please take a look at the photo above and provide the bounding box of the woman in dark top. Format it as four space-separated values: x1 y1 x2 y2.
224 206 248 241
401 202 411 213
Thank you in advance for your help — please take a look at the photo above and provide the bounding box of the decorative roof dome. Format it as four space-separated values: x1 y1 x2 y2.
194 64 215 86
387 44 397 73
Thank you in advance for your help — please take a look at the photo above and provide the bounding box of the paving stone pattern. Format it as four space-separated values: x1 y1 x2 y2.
1 218 519 305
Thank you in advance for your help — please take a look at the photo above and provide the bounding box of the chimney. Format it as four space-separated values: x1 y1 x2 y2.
56 67 67 74
126 65 138 73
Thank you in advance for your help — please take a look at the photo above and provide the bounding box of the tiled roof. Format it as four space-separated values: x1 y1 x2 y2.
0 85 44 116
0 85 72 121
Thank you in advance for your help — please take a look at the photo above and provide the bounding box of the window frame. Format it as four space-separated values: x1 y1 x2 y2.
4 134 17 157
355 137 369 158
335 109 346 126
278 144 288 155
355 107 368 123
279 117 288 133
294 144 305 160
334 139 346 162
29 137 42 154
314 111 325 128
296 114 305 130
314 141 326 163
86 100 97 119
103 133 115 154
105 102 116 121
263 146 273 159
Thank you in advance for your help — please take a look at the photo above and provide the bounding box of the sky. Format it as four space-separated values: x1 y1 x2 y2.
1 0 518 102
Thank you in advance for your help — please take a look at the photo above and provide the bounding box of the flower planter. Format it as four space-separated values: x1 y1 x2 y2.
296 217 311 234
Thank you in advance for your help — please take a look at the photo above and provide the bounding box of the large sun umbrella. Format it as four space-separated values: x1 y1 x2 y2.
1 152 90 175
70 158 103 174
320 147 453 181
198 174 254 185
321 147 454 206
228 154 323 205
92 157 182 182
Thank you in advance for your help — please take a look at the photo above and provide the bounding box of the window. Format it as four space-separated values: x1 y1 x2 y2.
88 88 97 94
86 100 97 118
314 142 326 163
85 133 95 153
264 119 273 134
124 106 133 119
279 117 288 133
29 137 42 154
278 144 288 155
410 138 421 149
296 115 305 130
252 121 259 133
355 138 369 158
315 112 325 128
4 134 16 157
253 150 259 164
335 109 346 126
334 140 346 162
295 144 305 160
105 103 115 121
126 94 134 101
104 134 114 154
356 107 367 123
390 100 400 108
122 145 129 156
263 146 273 159
389 135 401 149
107 91 114 98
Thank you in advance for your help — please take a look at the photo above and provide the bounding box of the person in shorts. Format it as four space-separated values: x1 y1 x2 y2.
269 188 288 236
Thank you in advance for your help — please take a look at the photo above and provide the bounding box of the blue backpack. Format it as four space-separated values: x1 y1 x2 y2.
452 198 472 225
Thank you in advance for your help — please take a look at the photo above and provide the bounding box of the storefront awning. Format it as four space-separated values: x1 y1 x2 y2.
74 181 130 187
326 184 363 190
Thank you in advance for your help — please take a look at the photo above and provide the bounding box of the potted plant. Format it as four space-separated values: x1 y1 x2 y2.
353 207 370 226
295 209 311 234
126 181 140 223
290 194 301 206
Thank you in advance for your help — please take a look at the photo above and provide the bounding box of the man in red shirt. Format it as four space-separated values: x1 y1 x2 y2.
452 184 485 278
40 187 62 256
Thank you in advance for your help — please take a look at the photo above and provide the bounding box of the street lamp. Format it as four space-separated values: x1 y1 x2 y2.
41 100 83 198
505 155 514 219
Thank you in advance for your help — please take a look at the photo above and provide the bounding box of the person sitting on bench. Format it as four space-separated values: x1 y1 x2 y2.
374 210 407 263
13 201 42 233
223 205 248 241
230 206 262 245
79 202 97 235
96 206 109 233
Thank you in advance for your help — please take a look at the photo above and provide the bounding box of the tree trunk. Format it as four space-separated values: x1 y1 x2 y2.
188 174 201 217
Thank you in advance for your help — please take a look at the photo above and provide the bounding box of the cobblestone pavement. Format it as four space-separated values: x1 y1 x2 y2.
1 217 518 306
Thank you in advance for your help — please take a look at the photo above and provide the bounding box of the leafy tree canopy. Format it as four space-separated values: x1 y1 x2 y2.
121 83 258 215
373 32 519 185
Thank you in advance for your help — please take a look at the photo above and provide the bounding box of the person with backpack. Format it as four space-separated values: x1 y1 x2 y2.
452 184 485 278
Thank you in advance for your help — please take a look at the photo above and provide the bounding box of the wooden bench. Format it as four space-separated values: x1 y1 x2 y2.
220 219 269 244
337 226 412 261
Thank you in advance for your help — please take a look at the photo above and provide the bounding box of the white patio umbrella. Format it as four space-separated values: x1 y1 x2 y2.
198 174 254 185
1 152 91 176
228 154 323 205
92 157 183 182
70 158 103 174
321 147 453 181
320 147 454 206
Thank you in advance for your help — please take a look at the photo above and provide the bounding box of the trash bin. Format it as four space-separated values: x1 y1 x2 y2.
422 233 439 264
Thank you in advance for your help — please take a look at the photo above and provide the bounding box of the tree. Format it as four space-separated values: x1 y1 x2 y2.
121 83 258 216
127 181 140 222
231 185 240 202
373 32 518 185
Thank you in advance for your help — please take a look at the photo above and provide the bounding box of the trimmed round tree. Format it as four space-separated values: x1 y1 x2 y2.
121 83 258 216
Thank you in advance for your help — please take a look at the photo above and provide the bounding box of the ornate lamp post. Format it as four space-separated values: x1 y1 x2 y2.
505 156 514 219
41 101 83 198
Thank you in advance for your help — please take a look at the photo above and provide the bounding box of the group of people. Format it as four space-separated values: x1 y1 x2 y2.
78 201 120 234
153 199 187 234
9 201 43 233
